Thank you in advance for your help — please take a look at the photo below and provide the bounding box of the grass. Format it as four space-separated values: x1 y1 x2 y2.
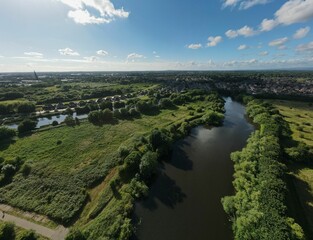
270 99 313 239
0 101 200 225
269 100 313 147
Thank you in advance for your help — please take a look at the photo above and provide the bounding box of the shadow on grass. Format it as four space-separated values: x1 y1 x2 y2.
286 163 313 240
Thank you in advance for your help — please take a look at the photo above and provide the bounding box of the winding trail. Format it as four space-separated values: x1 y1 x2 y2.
0 205 68 240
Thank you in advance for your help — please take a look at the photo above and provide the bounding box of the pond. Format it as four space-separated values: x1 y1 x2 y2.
6 113 88 129
133 97 254 240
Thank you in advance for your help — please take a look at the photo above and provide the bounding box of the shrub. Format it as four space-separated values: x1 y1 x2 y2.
18 119 37 134
65 229 86 240
139 151 158 179
17 230 37 240
0 127 16 141
0 222 15 240
52 120 58 126
64 115 76 127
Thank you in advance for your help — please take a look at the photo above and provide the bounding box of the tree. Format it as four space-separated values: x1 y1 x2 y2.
113 101 125 109
0 127 16 141
139 151 158 179
18 119 37 134
64 115 76 127
99 101 113 111
17 103 36 114
0 222 15 240
159 98 174 109
102 109 113 122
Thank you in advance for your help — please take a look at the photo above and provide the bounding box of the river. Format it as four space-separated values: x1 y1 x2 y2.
133 97 254 240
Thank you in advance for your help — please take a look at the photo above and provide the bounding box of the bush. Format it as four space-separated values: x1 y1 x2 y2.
17 103 36 114
139 151 158 179
21 164 31 177
0 127 16 141
17 230 37 240
18 119 37 134
64 115 76 127
52 120 58 126
65 229 86 240
0 222 15 240
159 98 175 109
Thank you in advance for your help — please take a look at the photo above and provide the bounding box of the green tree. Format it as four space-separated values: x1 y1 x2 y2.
0 127 16 141
18 119 37 134
139 151 158 179
64 115 76 127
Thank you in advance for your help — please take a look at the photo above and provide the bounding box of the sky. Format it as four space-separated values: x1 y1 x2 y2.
0 0 313 72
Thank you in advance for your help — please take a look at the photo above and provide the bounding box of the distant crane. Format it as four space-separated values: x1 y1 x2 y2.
33 70 39 80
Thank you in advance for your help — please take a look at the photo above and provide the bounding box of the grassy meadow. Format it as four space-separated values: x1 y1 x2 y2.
270 99 313 238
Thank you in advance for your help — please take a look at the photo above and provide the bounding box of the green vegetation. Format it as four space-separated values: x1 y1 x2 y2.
268 100 313 238
270 100 313 147
0 88 224 239
0 221 45 240
222 98 304 240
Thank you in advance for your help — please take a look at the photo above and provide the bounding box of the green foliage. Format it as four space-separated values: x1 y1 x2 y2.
222 99 304 240
88 109 114 125
159 98 175 109
0 127 16 142
17 102 36 114
51 120 58 126
0 222 15 240
65 229 86 240
18 119 37 134
17 230 38 240
64 115 76 127
139 151 158 179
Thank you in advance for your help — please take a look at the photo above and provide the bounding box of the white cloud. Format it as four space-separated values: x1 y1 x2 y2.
187 43 202 49
84 56 97 62
58 48 80 56
127 53 144 59
269 37 288 47
24 52 43 57
97 50 108 56
207 36 222 47
258 0 313 32
223 0 271 10
260 18 278 32
68 9 110 24
238 44 248 50
259 51 269 56
57 0 129 25
296 41 313 52
293 26 310 39
225 26 257 39
155 55 160 58
225 30 238 38
223 0 240 8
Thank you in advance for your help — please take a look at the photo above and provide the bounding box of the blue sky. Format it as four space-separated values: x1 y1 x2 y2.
0 0 313 72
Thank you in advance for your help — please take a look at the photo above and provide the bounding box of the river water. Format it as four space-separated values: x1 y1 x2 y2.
133 97 254 240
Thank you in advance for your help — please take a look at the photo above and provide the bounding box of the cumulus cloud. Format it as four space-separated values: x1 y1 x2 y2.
259 51 269 56
57 0 129 25
24 52 43 57
187 43 202 49
238 44 248 50
296 41 313 52
207 36 222 47
269 37 288 49
225 26 257 38
58 48 80 56
97 50 108 56
127 53 144 59
293 26 310 39
260 18 278 32
259 0 313 32
223 0 271 10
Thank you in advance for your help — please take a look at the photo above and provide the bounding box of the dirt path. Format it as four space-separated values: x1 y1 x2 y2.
0 206 68 240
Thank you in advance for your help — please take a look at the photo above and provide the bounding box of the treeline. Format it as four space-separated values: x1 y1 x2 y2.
222 97 304 240
0 102 36 115
66 91 225 240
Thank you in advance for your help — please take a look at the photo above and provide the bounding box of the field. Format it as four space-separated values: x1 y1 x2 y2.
270 100 313 147
0 92 220 239
270 100 313 238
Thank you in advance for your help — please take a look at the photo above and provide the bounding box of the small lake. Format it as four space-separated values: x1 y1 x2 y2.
133 97 254 240
6 113 88 129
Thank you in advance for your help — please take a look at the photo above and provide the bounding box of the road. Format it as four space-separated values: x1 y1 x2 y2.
0 210 68 240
